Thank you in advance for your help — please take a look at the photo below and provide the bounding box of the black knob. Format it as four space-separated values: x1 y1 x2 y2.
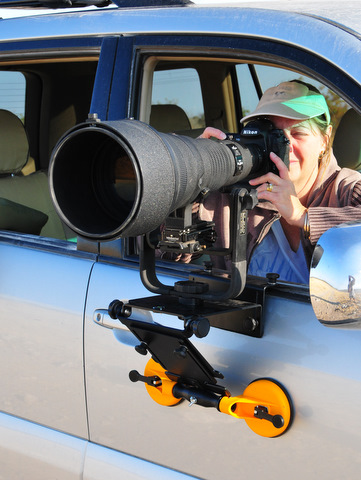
108 299 132 319
271 415 284 429
135 342 148 355
266 273 280 285
108 299 124 319
187 316 210 338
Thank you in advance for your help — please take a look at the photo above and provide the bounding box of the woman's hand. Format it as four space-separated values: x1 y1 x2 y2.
249 152 307 227
198 127 226 140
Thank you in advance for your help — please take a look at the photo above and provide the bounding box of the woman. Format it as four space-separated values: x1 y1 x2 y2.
199 80 361 282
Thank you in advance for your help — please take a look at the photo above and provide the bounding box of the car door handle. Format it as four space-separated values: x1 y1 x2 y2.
93 307 154 330
93 307 154 348
93 309 128 330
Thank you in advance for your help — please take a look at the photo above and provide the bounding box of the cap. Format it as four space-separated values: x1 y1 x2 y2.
241 81 331 125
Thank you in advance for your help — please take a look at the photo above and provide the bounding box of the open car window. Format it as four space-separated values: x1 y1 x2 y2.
0 56 98 241
134 56 356 286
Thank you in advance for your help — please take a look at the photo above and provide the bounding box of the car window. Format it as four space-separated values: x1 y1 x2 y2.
151 67 205 130
0 57 97 242
138 57 355 285
0 71 25 122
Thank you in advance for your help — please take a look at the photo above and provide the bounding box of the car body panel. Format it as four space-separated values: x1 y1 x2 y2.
83 437 200 480
0 412 86 480
0 236 95 438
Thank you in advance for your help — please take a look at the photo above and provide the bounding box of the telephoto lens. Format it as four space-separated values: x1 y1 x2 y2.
49 118 287 241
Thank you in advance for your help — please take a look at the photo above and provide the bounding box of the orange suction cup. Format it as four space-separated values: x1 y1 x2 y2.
219 378 292 437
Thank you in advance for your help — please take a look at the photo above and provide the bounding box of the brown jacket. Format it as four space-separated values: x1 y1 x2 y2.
199 152 361 270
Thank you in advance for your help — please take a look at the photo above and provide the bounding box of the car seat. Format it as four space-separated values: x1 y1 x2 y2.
0 109 68 239
150 104 192 132
333 108 361 171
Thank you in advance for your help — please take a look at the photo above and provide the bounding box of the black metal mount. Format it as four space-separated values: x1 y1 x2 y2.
140 187 258 303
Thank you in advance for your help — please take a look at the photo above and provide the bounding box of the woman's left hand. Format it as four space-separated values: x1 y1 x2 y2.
197 127 226 140
249 152 307 227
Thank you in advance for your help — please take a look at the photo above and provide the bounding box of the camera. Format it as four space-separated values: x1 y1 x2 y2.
226 118 290 178
49 116 289 300
49 117 289 242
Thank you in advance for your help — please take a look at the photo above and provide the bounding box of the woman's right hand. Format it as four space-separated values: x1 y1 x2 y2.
249 151 307 228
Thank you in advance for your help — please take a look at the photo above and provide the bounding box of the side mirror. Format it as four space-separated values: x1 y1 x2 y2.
310 222 361 328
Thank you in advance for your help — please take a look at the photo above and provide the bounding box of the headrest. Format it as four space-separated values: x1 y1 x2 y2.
150 104 191 133
333 108 361 171
0 109 29 175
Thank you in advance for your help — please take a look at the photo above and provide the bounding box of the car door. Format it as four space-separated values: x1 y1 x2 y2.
84 28 361 480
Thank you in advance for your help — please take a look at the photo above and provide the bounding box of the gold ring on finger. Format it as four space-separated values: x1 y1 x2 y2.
266 182 273 192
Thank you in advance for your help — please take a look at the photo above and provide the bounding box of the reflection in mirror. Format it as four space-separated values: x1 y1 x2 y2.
310 222 361 328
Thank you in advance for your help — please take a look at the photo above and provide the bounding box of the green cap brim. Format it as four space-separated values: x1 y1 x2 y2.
282 94 330 124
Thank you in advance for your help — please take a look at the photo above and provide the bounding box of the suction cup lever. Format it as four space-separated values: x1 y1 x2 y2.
129 370 162 387
254 405 284 429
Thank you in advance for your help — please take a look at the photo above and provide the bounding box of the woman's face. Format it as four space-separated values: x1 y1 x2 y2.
270 116 328 197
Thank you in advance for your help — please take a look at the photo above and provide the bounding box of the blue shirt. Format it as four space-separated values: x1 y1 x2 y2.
248 219 309 284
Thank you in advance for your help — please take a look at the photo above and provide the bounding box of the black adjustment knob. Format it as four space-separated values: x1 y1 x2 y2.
174 280 209 294
135 342 148 355
108 299 124 319
186 316 210 338
108 299 132 319
266 273 280 285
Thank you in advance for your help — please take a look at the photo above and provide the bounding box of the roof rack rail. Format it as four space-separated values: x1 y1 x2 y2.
0 0 193 8
0 0 109 7
112 0 193 6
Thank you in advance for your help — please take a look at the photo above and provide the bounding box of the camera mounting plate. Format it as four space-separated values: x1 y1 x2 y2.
125 293 263 338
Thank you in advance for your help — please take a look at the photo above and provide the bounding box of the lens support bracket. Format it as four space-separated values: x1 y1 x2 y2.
140 185 258 302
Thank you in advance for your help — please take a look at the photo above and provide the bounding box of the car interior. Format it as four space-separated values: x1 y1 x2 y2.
0 54 359 245
0 57 98 239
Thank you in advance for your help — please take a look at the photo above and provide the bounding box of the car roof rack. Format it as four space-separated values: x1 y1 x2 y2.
112 0 193 6
0 0 192 8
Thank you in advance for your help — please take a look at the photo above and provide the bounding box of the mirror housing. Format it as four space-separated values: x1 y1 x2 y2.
310 222 361 328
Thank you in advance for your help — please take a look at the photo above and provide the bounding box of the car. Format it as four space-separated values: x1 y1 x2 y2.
0 0 361 478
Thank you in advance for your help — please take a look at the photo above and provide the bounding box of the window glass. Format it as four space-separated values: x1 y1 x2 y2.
236 64 348 128
152 68 205 130
0 71 26 122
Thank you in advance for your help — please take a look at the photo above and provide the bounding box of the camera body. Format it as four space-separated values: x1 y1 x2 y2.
224 119 290 178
